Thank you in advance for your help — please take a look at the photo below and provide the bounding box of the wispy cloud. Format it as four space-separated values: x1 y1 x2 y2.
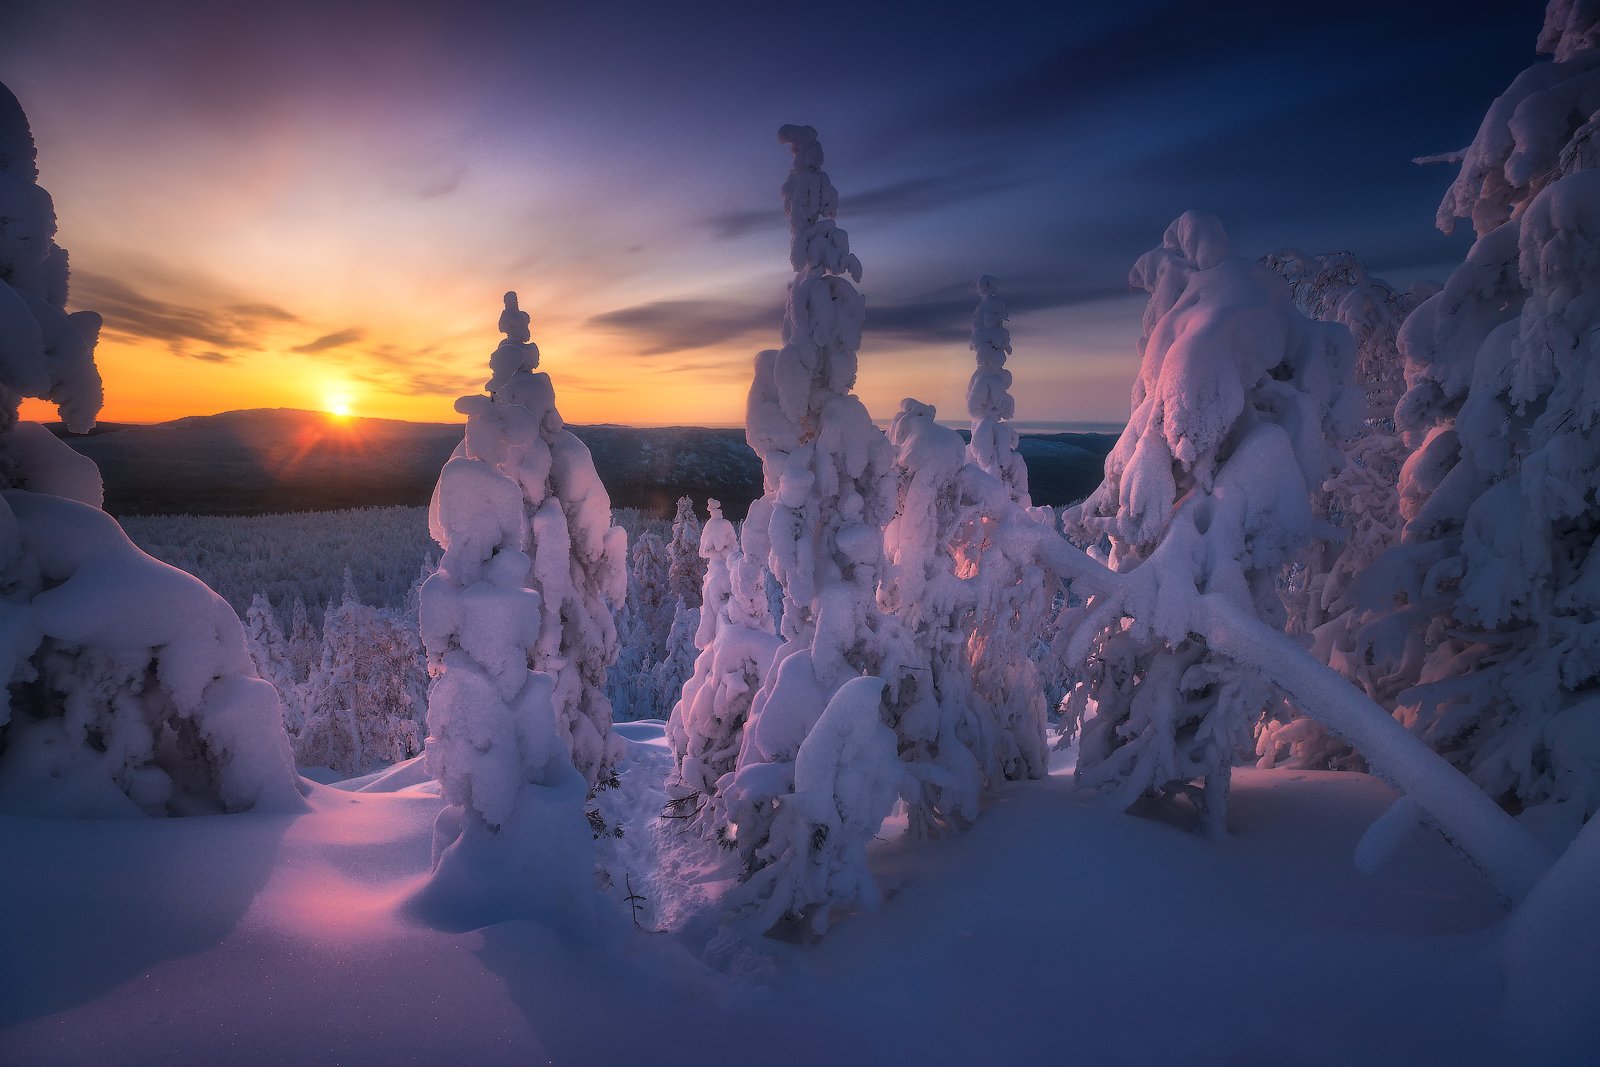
586 299 780 356
867 277 1135 344
291 327 366 354
709 166 1032 240
71 270 299 361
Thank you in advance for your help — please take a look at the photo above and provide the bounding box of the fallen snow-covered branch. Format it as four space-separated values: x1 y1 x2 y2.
1192 594 1554 902
1015 520 1554 903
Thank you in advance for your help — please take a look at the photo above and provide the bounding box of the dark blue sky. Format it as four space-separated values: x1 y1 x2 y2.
0 0 1542 424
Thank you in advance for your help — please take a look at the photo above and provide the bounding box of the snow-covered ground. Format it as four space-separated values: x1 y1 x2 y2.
2 724 1536 1067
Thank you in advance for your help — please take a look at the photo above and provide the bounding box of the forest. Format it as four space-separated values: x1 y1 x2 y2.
2 2 1598 1064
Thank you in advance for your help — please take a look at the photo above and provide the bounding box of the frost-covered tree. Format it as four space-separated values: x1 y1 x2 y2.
0 82 301 817
1062 211 1355 835
606 530 671 720
666 495 705 611
244 594 303 734
666 499 780 836
297 573 426 776
881 303 1052 835
413 292 618 923
1255 250 1432 769
286 595 319 686
966 275 1029 504
1350 1 1600 839
723 126 911 929
649 598 699 723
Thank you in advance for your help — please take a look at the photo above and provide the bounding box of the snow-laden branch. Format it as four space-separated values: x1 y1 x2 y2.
1011 519 1554 903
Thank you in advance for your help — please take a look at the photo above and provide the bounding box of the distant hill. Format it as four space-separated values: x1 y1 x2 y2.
47 408 1116 518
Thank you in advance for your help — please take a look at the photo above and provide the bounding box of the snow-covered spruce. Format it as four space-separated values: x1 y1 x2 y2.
666 495 705 611
0 82 301 818
965 275 1029 504
666 498 780 836
727 674 910 937
723 126 910 929
1349 1 1600 841
1062 211 1356 836
1255 250 1432 769
425 292 628 791
413 292 623 924
607 530 671 721
295 570 426 777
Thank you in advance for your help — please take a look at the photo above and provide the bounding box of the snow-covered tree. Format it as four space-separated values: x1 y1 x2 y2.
285 596 319 686
296 573 426 776
0 81 301 818
244 594 303 734
606 530 670 720
966 275 1029 504
1255 250 1432 769
879 290 1053 836
1349 1 1600 839
1062 210 1356 835
723 126 911 929
413 292 618 923
630 530 674 655
648 598 699 723
955 278 1055 780
666 498 780 836
426 293 628 790
880 399 985 833
666 495 704 611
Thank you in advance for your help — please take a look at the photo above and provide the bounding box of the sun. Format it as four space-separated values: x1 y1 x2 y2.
324 393 354 419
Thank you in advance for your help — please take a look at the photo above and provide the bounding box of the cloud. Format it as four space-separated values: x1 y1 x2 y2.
586 299 780 356
70 270 298 360
866 278 1134 345
291 327 367 354
709 167 1032 240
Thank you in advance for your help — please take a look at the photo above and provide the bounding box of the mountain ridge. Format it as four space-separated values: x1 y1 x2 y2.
46 408 1116 518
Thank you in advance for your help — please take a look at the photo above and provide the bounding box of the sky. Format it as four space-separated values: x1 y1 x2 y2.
1 0 1542 427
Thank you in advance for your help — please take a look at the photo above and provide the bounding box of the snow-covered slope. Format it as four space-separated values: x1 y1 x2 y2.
3 726 1560 1067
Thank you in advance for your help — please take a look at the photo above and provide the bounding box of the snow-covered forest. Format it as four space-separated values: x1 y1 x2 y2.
3 3 1600 1064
